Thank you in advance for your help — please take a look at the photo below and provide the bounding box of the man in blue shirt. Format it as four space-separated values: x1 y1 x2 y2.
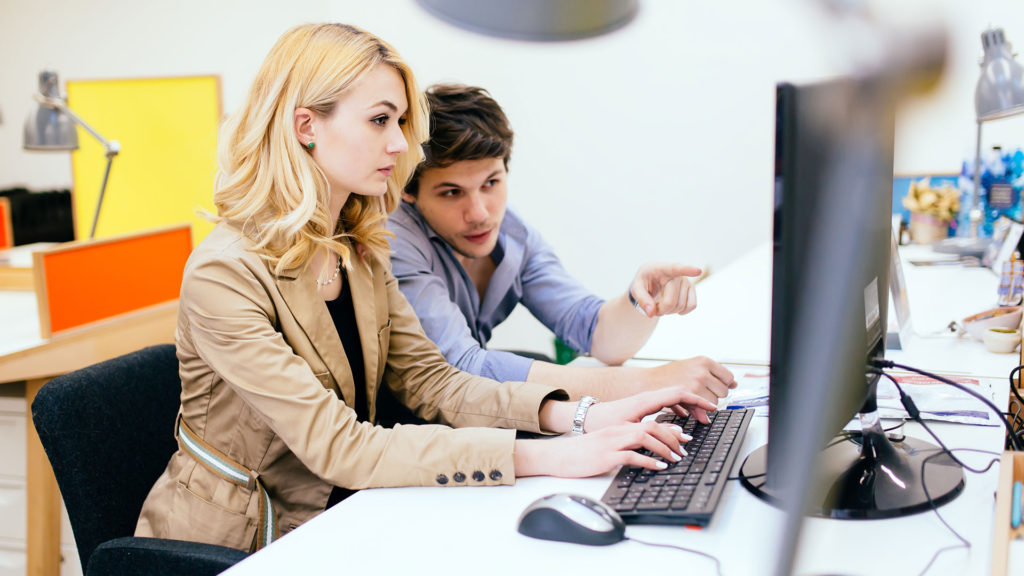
387 84 736 403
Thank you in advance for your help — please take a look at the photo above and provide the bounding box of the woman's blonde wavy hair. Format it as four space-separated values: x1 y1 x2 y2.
213 23 428 273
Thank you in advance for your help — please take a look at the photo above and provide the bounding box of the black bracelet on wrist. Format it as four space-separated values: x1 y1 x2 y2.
628 288 646 316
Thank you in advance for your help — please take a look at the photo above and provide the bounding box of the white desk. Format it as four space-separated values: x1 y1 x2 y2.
224 242 1016 576
637 242 1014 378
223 421 1003 576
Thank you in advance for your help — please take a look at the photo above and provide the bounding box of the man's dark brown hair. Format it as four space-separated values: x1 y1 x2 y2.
405 84 514 196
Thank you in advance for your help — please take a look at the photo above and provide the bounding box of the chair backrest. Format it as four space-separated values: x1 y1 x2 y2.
31 344 181 570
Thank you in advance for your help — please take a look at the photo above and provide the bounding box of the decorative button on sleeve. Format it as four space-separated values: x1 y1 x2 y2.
453 472 466 483
436 474 449 485
489 470 502 481
472 471 485 482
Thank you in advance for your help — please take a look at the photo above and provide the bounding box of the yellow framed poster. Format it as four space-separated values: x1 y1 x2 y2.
67 75 221 243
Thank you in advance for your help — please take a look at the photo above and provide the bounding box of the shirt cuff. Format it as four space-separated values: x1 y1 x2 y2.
561 296 605 355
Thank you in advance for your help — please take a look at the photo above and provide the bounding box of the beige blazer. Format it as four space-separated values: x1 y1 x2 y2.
135 222 563 551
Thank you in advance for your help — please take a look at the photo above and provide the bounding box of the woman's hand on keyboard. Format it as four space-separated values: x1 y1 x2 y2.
585 385 719 429
643 357 737 405
513 420 692 478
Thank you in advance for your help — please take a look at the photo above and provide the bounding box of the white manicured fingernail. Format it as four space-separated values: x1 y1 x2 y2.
671 451 682 461
680 433 692 441
680 447 689 457
655 461 668 469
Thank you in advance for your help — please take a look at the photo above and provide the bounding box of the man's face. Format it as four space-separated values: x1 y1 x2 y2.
403 158 508 261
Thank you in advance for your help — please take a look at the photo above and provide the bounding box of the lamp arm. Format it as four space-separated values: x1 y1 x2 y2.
34 93 120 157
969 120 983 239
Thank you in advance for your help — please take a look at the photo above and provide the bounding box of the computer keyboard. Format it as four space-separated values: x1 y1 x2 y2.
599 408 753 527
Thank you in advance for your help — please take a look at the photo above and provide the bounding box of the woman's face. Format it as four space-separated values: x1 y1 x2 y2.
301 64 410 200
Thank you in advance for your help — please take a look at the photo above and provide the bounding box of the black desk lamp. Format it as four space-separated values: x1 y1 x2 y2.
23 70 120 239
937 28 1024 257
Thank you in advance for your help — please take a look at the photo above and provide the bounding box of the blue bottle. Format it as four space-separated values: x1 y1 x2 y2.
982 147 1021 235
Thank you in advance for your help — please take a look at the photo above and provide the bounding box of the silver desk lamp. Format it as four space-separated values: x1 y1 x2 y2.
415 0 637 41
937 28 1024 257
23 70 121 239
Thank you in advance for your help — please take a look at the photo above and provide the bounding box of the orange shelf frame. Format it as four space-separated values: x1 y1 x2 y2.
0 198 12 249
32 224 192 337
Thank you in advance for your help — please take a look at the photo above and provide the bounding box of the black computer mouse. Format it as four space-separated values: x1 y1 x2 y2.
517 493 626 546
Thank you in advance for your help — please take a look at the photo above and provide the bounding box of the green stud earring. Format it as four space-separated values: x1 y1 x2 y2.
306 141 315 150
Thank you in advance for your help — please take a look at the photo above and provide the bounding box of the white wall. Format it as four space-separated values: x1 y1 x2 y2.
2 0 1023 354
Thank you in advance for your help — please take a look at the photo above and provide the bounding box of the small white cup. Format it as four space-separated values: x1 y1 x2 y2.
983 327 1021 354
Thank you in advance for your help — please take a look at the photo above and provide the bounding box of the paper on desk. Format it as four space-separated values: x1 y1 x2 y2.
721 370 770 415
718 370 999 426
876 374 999 427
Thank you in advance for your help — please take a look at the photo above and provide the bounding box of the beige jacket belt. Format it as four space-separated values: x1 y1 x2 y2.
176 416 277 550
135 222 565 551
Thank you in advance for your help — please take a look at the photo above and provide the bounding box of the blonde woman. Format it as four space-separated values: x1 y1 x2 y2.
135 23 714 552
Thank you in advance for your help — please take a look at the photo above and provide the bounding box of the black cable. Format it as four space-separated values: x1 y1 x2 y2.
915 448 1001 576
883 373 1001 576
1008 365 1024 442
885 375 1000 476
625 536 723 576
828 420 908 446
1009 365 1024 408
916 450 971 576
1009 411 1024 445
872 360 1022 450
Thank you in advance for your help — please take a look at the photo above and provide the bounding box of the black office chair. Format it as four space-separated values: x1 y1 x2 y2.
31 344 248 576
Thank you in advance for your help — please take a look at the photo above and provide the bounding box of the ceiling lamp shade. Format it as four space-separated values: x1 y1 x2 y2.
415 0 638 41
23 70 79 151
975 28 1024 121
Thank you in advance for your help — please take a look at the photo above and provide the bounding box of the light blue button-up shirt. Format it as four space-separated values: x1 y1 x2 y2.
387 202 604 382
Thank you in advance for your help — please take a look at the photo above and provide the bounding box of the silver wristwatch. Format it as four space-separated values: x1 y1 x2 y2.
571 396 599 435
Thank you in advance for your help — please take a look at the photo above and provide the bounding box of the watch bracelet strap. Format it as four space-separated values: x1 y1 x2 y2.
571 395 599 435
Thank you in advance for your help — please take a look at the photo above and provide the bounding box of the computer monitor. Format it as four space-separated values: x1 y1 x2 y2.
738 77 964 520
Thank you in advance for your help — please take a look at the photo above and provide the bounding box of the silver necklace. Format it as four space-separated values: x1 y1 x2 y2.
317 256 342 288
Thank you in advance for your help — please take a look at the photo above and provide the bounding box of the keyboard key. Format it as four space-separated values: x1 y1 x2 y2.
625 487 645 500
605 485 629 499
670 497 692 510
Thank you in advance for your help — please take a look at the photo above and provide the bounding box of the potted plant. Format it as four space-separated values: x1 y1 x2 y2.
902 178 960 244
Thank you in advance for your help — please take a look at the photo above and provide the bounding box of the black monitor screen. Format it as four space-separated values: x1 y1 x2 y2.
739 76 963 522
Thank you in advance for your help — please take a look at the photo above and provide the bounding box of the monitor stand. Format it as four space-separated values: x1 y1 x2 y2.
738 409 965 519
